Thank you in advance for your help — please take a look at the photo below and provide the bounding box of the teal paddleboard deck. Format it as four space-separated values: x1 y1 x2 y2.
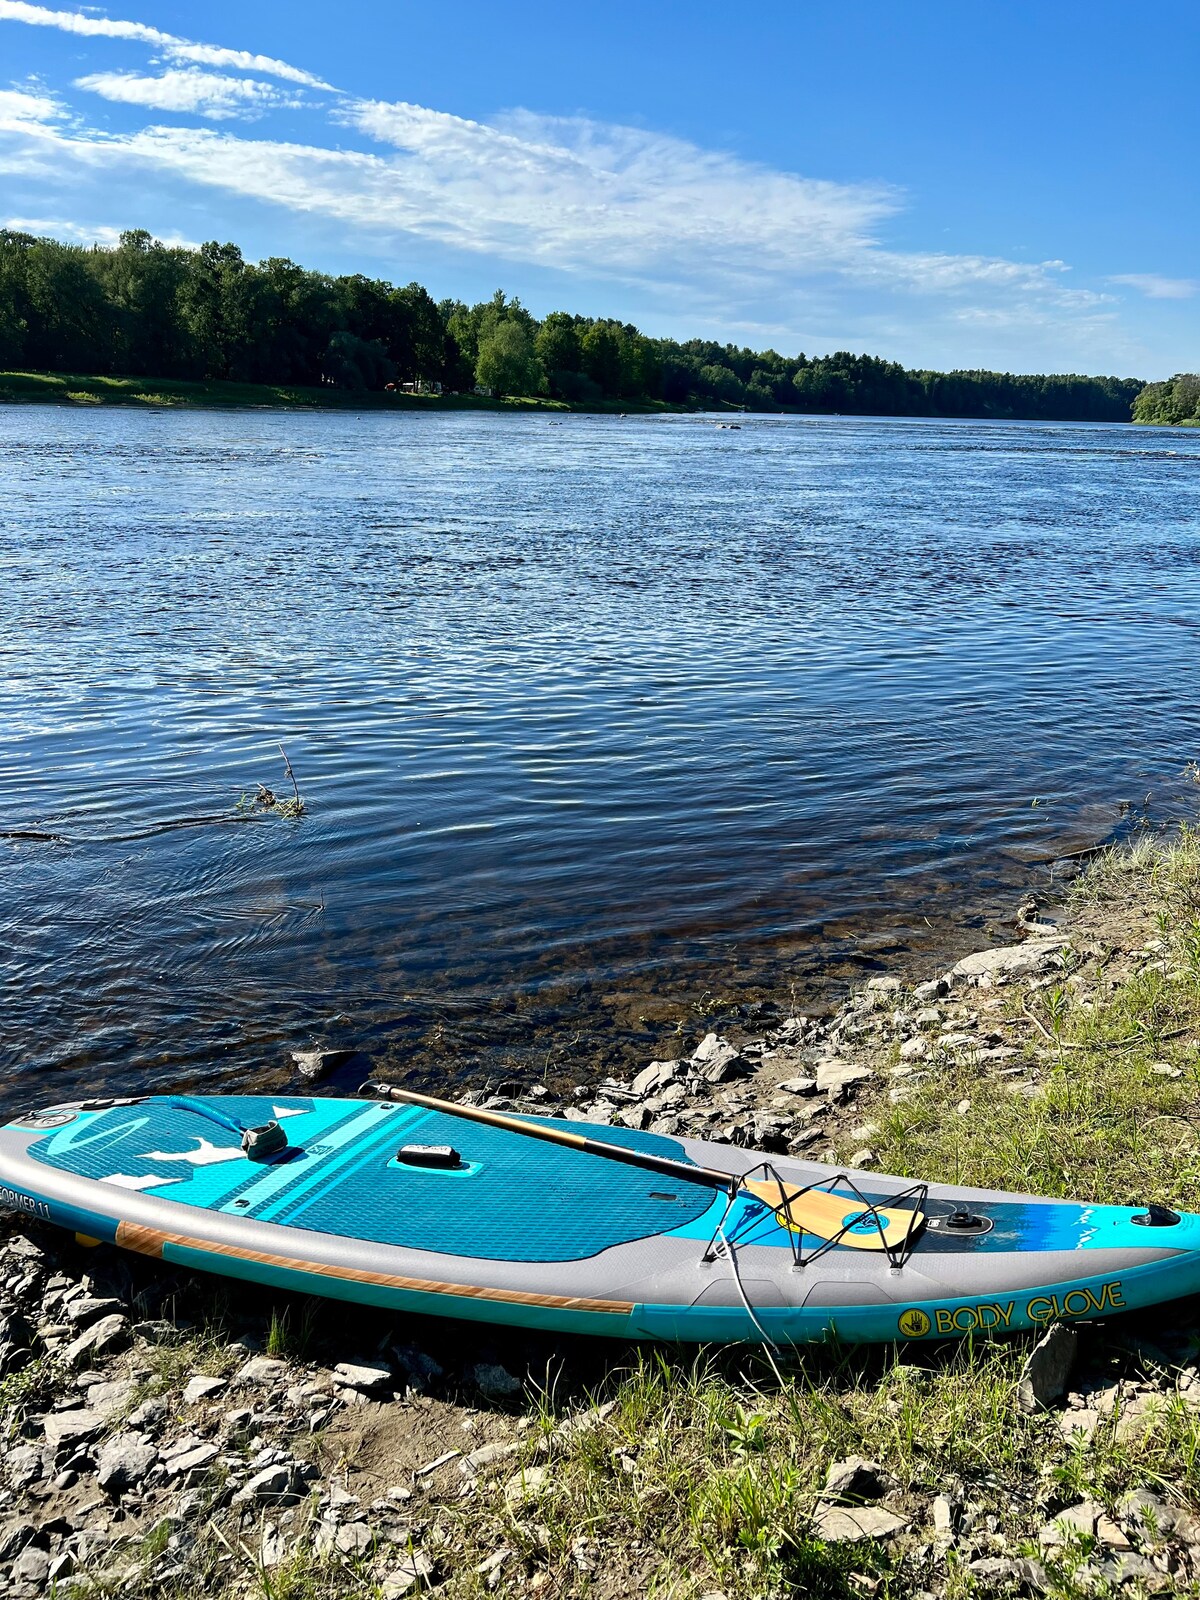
2 1093 1198 1344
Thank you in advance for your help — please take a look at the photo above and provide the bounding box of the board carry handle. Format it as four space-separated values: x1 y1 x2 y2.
360 1083 923 1251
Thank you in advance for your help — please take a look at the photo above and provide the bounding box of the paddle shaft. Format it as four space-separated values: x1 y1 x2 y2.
363 1082 738 1195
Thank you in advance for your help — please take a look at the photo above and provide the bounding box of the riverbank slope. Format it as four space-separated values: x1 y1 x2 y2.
4 832 1200 1598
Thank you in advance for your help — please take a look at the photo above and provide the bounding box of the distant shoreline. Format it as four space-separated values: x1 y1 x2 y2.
0 369 684 415
6 369 1195 424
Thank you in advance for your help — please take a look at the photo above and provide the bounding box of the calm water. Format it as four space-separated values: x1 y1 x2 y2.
2 408 1199 1110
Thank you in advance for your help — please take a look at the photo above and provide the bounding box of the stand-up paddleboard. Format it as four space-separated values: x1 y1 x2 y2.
2 1089 1197 1345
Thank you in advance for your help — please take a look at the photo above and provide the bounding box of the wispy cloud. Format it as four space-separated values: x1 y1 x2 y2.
75 68 302 121
0 85 64 129
2 213 198 247
0 2 334 89
0 2 1165 370
1109 273 1198 301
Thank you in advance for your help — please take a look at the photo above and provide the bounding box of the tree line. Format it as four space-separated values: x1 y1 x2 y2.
0 227 1149 421
1132 374 1200 427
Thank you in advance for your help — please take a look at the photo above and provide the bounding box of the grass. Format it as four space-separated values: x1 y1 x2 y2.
855 829 1200 1210
29 830 1200 1600
0 369 684 414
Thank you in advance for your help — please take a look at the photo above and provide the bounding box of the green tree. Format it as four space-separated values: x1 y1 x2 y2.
475 319 543 397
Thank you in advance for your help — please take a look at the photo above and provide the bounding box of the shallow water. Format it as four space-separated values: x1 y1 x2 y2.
2 408 1199 1109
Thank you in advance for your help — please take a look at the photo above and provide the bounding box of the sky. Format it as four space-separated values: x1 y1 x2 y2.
0 0 1196 377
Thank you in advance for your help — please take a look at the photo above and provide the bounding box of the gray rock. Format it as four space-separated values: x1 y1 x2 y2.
4 1444 43 1489
777 1077 818 1096
85 1377 138 1420
822 1456 897 1504
291 1047 355 1081
236 1355 290 1385
1039 1499 1098 1545
1018 1322 1078 1413
0 1520 37 1562
334 1522 375 1556
503 1464 549 1505
913 978 950 1002
96 1434 158 1495
968 1557 1047 1592
12 1545 51 1589
950 939 1067 987
334 1359 394 1395
43 1408 105 1451
182 1375 227 1405
631 1060 684 1097
461 1441 519 1475
64 1295 125 1326
234 1463 296 1505
161 1439 220 1481
815 1060 873 1097
64 1313 130 1367
813 1503 908 1542
382 1551 436 1596
692 1034 749 1083
470 1362 521 1398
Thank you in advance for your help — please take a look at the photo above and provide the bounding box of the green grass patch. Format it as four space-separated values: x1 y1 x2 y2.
0 368 682 414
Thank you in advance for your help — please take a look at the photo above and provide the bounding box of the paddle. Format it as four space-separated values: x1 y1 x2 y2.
361 1083 923 1251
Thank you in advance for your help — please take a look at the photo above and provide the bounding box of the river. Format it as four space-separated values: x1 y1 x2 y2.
2 407 1199 1108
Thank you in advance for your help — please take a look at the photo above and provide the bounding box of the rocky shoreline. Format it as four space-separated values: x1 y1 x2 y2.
5 850 1200 1598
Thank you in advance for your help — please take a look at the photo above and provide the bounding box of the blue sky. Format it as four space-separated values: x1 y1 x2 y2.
1 0 1196 376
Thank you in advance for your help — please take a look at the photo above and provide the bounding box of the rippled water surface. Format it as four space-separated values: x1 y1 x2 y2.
2 408 1199 1107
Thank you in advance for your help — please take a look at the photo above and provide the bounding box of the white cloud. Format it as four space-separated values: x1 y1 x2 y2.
0 8 1157 367
0 1 333 89
75 68 301 120
0 86 63 129
1109 273 1198 301
2 213 198 247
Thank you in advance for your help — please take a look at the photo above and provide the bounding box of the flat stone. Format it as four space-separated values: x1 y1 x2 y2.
1019 1322 1078 1413
815 1061 874 1096
865 976 902 994
913 978 949 1002
503 1464 549 1506
161 1440 220 1481
64 1296 125 1326
813 1503 908 1542
234 1463 296 1505
96 1434 158 1495
334 1359 394 1395
85 1378 138 1421
381 1551 436 1596
898 1037 929 1060
968 1557 1047 1592
461 1441 519 1475
950 939 1067 987
631 1061 683 1097
182 1375 227 1405
777 1077 818 1096
12 1546 51 1589
334 1522 375 1556
43 1408 105 1450
64 1313 130 1367
1039 1499 1099 1545
236 1356 290 1385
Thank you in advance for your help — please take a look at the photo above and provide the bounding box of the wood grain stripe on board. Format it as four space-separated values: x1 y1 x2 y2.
115 1221 635 1316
